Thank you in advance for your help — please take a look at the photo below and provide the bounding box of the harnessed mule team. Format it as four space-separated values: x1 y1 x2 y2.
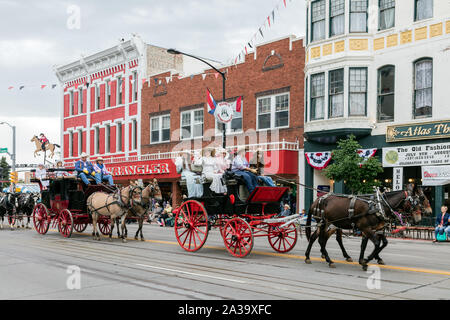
0 192 40 229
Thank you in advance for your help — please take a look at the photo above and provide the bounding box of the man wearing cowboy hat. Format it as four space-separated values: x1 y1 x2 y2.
93 157 114 185
75 153 96 186
232 147 259 193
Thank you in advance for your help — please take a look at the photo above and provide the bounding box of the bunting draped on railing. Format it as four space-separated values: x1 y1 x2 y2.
230 0 295 66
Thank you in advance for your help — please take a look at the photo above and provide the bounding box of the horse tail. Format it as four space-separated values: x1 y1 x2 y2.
305 204 314 242
54 144 60 148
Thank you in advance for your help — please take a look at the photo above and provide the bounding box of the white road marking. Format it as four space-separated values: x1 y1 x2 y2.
136 263 247 284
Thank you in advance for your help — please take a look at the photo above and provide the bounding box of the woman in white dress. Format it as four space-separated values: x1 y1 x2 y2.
175 150 203 198
197 148 227 194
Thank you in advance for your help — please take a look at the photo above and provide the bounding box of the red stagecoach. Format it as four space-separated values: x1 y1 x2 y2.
173 172 298 258
31 169 115 238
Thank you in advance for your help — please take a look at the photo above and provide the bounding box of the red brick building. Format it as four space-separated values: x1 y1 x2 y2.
136 35 306 206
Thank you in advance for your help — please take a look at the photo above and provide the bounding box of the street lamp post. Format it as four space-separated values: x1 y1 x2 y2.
0 121 16 188
167 49 227 149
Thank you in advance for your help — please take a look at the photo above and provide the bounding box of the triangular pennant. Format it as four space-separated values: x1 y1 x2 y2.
215 73 219 79
166 77 170 83
248 42 253 49
267 16 271 27
190 74 194 80
8 86 13 90
245 46 248 55
41 85 46 89
202 74 206 80
259 27 264 38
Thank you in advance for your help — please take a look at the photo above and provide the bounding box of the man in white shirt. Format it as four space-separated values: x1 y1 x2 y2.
35 164 49 190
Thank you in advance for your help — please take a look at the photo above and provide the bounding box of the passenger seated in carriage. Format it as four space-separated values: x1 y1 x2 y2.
195 147 227 194
175 150 203 198
231 147 260 194
75 153 97 186
35 164 49 190
249 148 275 187
54 161 69 178
93 157 114 186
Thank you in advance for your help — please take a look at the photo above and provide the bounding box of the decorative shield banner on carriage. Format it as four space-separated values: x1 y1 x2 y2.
305 152 332 170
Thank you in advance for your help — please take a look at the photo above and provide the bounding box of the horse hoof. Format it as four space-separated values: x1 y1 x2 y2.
329 263 336 268
346 257 353 263
305 258 312 264
134 236 138 240
377 259 385 265
140 238 145 241
321 255 325 259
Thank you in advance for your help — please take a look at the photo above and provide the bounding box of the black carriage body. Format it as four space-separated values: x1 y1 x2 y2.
180 171 287 216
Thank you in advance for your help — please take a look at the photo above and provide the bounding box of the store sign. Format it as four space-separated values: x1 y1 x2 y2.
383 142 450 167
110 163 170 176
386 120 450 142
392 167 403 191
422 165 450 186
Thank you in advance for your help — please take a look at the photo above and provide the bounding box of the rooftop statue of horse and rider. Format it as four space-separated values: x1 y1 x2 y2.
31 134 60 159
304 183 432 270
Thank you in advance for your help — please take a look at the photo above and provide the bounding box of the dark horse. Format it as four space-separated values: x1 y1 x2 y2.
304 185 430 270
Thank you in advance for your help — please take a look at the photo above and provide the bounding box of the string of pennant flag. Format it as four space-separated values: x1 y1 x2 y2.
7 84 58 91
230 0 295 66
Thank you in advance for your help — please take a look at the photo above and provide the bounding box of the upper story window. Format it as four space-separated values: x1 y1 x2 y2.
69 131 74 157
377 65 395 122
78 129 83 156
132 71 138 102
151 115 171 143
311 0 326 42
257 93 290 130
105 80 111 108
79 88 83 113
310 73 325 121
117 77 123 105
415 0 433 21
70 91 74 115
350 0 368 33
414 58 433 118
132 119 138 150
328 69 344 118
95 84 100 110
349 68 367 116
94 126 100 154
181 109 203 140
330 0 345 36
117 122 123 152
379 0 395 30
105 124 110 154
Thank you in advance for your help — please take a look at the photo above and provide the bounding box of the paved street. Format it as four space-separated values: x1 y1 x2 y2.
0 222 449 300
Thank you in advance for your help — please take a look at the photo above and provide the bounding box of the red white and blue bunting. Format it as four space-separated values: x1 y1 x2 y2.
357 148 377 160
305 152 332 170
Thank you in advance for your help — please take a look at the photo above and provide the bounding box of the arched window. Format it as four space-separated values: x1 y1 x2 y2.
414 58 433 118
377 65 395 122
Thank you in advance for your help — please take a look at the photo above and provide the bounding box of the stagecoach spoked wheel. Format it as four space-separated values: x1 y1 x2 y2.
174 200 209 252
223 218 254 258
58 209 74 238
98 218 111 235
267 223 298 253
33 203 50 235
73 221 88 233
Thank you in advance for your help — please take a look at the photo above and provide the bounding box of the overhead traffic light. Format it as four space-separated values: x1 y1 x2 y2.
9 172 18 184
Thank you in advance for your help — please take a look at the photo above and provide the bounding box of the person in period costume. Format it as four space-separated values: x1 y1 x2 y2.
231 147 259 194
175 150 203 198
249 148 275 187
75 153 96 186
196 148 227 194
35 164 49 190
54 161 69 178
93 157 114 185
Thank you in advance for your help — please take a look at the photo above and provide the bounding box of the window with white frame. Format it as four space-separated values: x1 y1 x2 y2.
117 122 123 152
132 71 138 102
94 127 100 154
132 119 138 150
414 58 433 118
310 73 325 120
415 0 433 21
105 80 110 107
379 0 395 30
328 69 344 118
79 88 83 113
70 91 74 115
330 0 345 36
377 65 395 122
105 124 110 153
78 129 83 156
257 93 290 130
180 109 203 140
118 77 123 105
69 131 74 157
350 0 368 32
96 84 100 110
216 104 243 135
349 68 367 116
151 115 171 143
311 0 326 42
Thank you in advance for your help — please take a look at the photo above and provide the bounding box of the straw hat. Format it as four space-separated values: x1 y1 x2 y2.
284 204 290 210
80 152 89 158
96 157 104 162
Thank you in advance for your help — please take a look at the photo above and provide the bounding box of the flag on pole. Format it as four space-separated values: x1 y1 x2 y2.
235 96 242 113
41 85 46 89
206 88 217 115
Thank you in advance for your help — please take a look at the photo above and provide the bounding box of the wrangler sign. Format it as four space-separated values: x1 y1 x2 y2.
109 162 173 177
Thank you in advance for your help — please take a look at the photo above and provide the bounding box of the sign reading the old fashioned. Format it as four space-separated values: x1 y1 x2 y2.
383 142 450 167
386 120 450 142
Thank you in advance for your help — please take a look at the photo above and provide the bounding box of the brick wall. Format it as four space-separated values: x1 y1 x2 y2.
141 37 305 155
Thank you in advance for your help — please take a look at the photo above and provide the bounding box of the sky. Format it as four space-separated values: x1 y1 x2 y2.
0 0 306 168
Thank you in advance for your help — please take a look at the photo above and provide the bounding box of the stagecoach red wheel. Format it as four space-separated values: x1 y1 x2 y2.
98 218 111 235
223 218 254 258
33 203 50 235
267 223 298 253
73 222 88 233
58 209 74 238
174 200 209 252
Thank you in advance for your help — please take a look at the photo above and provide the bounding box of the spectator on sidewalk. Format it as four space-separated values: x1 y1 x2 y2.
433 205 450 242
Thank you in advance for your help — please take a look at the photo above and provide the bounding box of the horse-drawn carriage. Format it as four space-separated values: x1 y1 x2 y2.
31 170 115 238
173 170 299 258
